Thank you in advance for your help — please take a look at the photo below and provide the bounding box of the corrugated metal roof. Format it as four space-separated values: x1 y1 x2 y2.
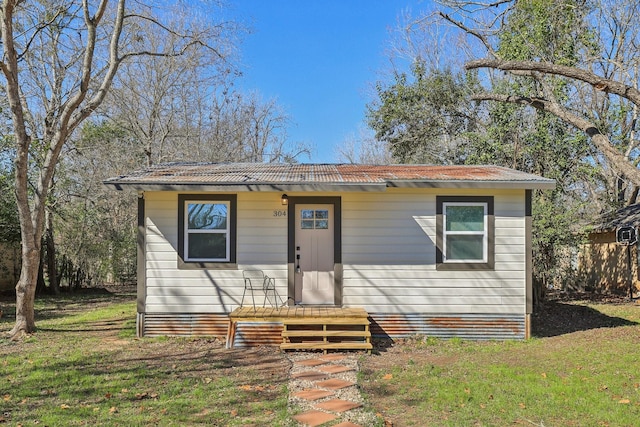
104 162 555 190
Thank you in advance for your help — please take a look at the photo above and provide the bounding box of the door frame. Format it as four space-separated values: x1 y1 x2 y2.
287 196 342 306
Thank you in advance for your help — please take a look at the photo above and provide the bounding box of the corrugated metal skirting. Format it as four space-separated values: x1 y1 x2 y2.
140 312 526 342
142 313 230 338
369 313 526 340
232 321 284 348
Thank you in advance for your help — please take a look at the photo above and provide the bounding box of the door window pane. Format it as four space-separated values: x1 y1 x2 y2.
300 209 330 229
315 220 329 229
315 210 329 229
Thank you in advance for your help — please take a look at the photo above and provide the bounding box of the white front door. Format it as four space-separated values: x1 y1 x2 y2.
295 204 334 305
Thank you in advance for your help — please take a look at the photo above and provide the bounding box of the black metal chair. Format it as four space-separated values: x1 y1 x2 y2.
241 270 284 309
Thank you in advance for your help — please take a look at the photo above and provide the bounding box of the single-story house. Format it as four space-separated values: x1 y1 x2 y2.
104 163 555 345
577 203 640 296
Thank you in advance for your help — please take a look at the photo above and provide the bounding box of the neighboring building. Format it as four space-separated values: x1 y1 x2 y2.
577 203 640 296
105 163 555 343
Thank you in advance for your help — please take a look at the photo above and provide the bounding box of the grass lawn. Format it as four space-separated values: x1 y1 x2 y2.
359 295 640 426
0 290 291 426
1 290 639 426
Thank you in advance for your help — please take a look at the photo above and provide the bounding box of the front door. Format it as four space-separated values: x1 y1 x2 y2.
294 204 334 305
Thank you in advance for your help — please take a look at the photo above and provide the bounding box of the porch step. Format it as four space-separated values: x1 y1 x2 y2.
280 342 373 351
282 330 372 338
282 318 371 325
280 315 372 354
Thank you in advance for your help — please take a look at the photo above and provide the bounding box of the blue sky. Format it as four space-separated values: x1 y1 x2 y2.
230 0 428 163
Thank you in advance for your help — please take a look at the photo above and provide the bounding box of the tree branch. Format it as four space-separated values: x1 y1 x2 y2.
466 58 640 105
438 11 497 57
471 92 640 186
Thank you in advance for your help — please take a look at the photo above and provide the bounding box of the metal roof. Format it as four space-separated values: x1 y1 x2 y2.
104 162 556 191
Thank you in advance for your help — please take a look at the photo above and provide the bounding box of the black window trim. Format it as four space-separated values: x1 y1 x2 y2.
436 195 494 271
177 194 237 269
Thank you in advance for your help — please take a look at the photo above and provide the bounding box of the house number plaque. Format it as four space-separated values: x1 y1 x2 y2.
273 210 287 217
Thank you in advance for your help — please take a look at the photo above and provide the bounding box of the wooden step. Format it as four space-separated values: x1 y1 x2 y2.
282 330 371 338
281 314 371 353
282 317 370 325
280 342 373 351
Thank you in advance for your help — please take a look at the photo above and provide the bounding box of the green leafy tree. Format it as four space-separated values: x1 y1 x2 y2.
53 121 140 288
368 0 606 303
0 164 19 244
438 0 640 298
368 62 481 163
439 0 640 199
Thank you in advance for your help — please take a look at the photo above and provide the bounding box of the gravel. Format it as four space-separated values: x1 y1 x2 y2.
287 352 379 426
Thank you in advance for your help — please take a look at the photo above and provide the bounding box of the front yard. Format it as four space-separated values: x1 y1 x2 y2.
1 290 639 426
360 294 640 426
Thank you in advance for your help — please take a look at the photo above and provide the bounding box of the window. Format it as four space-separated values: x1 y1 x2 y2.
178 194 236 266
300 209 329 229
444 203 487 262
436 196 494 270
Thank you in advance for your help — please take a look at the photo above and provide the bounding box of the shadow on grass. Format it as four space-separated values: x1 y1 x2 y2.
1 326 290 425
531 300 638 338
0 289 135 324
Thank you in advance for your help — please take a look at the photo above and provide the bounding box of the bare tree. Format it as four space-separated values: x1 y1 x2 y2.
205 89 310 163
103 10 237 167
335 126 393 164
0 0 234 339
106 55 308 165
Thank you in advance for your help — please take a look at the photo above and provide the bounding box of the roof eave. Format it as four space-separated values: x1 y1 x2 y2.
104 179 556 192
103 181 389 192
386 179 556 190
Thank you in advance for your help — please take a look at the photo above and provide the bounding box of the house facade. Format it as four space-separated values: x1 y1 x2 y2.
105 163 555 342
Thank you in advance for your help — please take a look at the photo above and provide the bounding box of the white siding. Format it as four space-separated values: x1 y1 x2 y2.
143 191 289 313
341 188 526 315
142 187 528 317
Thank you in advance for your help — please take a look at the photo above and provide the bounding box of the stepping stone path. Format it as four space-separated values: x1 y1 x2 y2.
288 353 377 427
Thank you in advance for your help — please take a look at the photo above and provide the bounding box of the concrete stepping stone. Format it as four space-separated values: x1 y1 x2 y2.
297 358 328 367
317 364 353 374
333 422 363 427
315 378 355 390
292 370 329 381
293 389 335 401
292 409 337 426
315 398 362 413
319 354 346 361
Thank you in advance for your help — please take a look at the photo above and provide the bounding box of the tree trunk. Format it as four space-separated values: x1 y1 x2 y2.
10 246 39 339
36 252 45 296
45 209 60 295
